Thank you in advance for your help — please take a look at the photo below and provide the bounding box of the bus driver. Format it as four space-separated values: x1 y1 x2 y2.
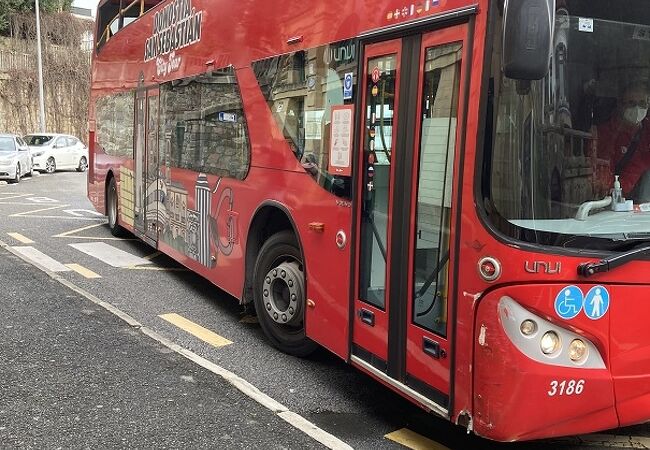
597 82 650 201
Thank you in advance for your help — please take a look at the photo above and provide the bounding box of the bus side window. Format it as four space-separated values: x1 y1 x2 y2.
159 67 251 180
253 40 358 199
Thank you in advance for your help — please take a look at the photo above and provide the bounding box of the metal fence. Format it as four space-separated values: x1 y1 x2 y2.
0 50 32 72
0 48 92 72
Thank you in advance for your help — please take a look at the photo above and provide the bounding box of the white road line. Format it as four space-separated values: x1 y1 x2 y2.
52 223 135 241
0 239 353 450
10 246 71 272
0 193 32 200
69 242 152 268
53 223 106 238
10 204 69 217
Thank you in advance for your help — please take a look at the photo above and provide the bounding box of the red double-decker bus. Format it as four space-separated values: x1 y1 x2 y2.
88 0 650 441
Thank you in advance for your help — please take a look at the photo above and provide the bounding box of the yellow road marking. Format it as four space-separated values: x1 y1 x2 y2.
385 429 450 450
159 313 233 347
65 263 101 279
10 204 68 217
7 232 34 244
143 251 162 260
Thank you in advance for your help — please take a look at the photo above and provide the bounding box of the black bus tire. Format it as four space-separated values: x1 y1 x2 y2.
253 231 318 357
107 177 126 237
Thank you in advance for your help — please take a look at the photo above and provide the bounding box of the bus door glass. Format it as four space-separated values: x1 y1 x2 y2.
134 89 146 236
144 90 160 243
134 88 160 244
354 24 467 410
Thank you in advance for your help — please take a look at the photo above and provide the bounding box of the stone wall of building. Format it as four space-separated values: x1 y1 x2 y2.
0 31 91 141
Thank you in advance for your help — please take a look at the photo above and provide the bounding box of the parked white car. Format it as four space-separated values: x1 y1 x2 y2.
24 133 88 173
0 134 32 183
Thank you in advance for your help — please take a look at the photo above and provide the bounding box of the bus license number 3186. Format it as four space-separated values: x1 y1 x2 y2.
548 379 585 397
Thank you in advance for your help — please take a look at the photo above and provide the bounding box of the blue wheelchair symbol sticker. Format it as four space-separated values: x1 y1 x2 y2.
583 285 610 320
343 72 353 100
554 285 584 320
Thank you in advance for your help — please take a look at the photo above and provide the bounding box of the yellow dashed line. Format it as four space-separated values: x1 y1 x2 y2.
159 313 233 348
65 263 101 279
385 429 450 450
7 232 34 244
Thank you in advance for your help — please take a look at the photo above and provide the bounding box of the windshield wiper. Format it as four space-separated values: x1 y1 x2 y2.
578 244 650 277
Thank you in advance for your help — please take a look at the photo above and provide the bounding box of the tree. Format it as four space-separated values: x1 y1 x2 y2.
0 0 73 35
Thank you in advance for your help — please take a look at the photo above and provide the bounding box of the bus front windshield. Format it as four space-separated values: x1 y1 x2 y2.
486 1 650 249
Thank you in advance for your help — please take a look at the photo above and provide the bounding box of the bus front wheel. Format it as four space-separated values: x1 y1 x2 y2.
253 231 317 357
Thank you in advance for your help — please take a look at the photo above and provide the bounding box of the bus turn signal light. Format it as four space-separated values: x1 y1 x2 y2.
569 339 588 362
520 319 537 336
308 222 325 232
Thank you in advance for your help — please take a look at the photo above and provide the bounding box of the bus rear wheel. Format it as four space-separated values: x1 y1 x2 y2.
107 177 126 237
253 231 317 357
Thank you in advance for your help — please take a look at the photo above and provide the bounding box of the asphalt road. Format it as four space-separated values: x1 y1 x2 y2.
0 247 321 449
0 170 649 449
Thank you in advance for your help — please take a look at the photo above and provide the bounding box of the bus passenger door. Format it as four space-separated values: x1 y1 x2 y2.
353 24 467 415
144 90 160 244
134 89 146 237
134 88 160 246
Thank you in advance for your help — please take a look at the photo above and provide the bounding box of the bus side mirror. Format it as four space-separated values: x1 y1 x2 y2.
502 0 555 80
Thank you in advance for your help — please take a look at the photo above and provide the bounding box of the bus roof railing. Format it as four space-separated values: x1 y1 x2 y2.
96 0 162 51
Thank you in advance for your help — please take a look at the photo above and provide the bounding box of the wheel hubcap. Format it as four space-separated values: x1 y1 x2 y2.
46 159 54 172
262 261 304 325
80 158 87 170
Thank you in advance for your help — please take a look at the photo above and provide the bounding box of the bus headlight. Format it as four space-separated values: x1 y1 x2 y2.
569 339 588 362
498 296 605 369
540 331 561 355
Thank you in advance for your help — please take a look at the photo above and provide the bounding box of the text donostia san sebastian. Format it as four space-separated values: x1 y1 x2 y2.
144 0 202 62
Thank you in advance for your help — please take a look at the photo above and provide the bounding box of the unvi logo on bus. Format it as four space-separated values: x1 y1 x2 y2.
144 0 203 63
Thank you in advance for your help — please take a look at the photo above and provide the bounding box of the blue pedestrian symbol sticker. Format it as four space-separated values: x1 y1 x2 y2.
554 285 583 320
583 285 610 320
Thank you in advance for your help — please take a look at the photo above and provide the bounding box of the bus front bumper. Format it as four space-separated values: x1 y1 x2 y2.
471 284 650 441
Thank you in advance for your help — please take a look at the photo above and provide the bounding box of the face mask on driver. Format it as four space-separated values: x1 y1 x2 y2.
624 106 648 125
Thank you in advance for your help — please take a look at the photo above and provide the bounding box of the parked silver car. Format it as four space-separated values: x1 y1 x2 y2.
0 134 32 183
24 133 88 173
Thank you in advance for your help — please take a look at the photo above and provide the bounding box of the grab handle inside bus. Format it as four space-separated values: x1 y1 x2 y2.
502 0 555 80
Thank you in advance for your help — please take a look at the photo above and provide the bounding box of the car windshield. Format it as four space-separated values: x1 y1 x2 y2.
0 137 15 153
25 135 53 146
485 1 650 248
